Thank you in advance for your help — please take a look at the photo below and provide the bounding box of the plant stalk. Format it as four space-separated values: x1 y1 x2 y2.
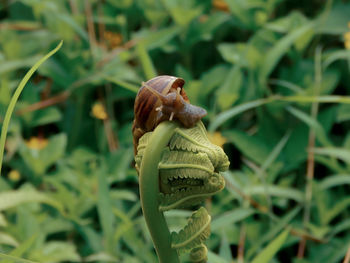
139 121 180 263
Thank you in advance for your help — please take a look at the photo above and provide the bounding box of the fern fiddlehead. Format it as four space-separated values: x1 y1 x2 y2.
133 76 229 263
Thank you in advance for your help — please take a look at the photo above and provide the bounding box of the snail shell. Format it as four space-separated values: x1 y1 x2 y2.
132 75 207 154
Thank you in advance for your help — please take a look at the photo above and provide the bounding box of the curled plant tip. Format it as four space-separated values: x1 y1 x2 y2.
190 245 208 263
135 122 229 211
171 207 211 252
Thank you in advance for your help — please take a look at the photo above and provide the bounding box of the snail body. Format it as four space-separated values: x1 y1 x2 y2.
132 75 207 153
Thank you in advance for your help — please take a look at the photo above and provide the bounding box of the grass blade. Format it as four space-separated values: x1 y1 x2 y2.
97 165 115 253
136 43 157 80
2 234 38 263
312 147 350 164
247 207 300 259
286 106 332 147
0 189 64 213
104 77 139 93
209 98 273 132
211 208 255 232
0 41 63 176
0 253 40 263
251 228 290 263
320 174 350 189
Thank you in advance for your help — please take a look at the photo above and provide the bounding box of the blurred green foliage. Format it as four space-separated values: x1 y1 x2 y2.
1 0 350 262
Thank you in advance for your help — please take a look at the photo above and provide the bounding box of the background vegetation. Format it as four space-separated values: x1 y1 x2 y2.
0 0 350 262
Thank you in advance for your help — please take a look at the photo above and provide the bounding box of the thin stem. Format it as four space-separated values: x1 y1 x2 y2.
343 245 350 263
139 121 180 263
237 224 246 263
298 46 322 258
84 0 97 57
16 91 70 115
97 0 106 48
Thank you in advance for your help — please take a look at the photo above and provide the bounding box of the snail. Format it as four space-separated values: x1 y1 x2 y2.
132 75 207 154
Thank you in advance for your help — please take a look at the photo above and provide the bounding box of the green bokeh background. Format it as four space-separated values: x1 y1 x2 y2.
1 0 350 262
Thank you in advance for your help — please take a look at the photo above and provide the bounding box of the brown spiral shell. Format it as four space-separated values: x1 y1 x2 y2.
132 75 207 154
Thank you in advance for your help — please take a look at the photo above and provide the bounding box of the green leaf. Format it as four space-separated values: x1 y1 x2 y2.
84 252 118 262
323 50 350 69
207 250 230 263
0 188 64 213
19 133 67 175
312 147 350 164
337 104 350 122
223 129 271 165
328 219 350 238
0 213 7 226
162 0 202 27
258 22 314 84
218 43 261 68
286 106 332 147
245 185 304 202
0 232 19 247
322 197 350 225
218 233 232 261
105 77 139 93
29 241 80 262
216 65 242 110
211 208 255 232
186 12 230 46
57 13 88 41
29 107 62 127
136 43 157 80
139 25 181 50
0 55 42 75
247 206 300 259
3 234 38 263
320 174 350 189
316 3 350 35
224 0 250 26
97 165 115 253
265 11 309 33
209 98 272 132
251 228 290 263
261 131 291 172
0 253 39 263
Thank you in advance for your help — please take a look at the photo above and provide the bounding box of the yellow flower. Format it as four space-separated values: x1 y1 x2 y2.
346 41 350 50
207 132 227 148
8 170 21 181
344 32 350 41
212 0 229 12
25 137 48 150
92 102 108 120
104 31 123 49
344 29 350 50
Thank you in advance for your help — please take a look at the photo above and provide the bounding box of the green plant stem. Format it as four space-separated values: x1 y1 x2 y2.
0 41 63 176
139 121 180 263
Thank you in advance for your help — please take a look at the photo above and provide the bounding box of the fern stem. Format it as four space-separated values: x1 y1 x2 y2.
139 121 180 263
